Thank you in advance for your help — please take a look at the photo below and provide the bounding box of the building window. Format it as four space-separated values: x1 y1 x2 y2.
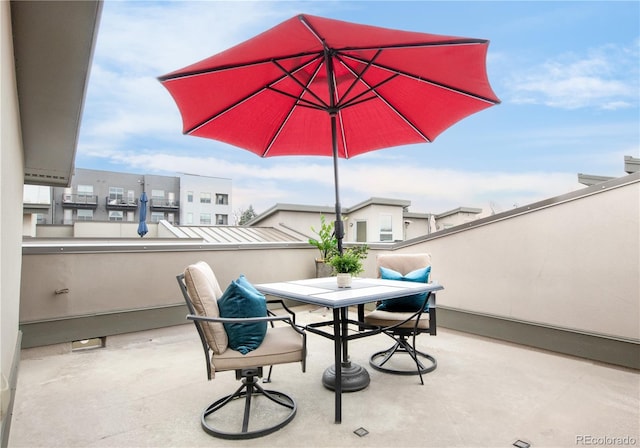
151 212 164 223
77 209 93 221
216 214 228 225
151 189 164 199
109 211 124 221
186 212 193 224
200 192 211 204
216 194 228 205
200 213 211 225
126 211 135 222
63 188 73 203
379 214 393 242
108 187 124 202
77 184 93 200
187 191 193 203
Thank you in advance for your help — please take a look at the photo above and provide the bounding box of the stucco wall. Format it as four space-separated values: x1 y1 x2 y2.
1 0 25 417
382 178 640 341
20 246 317 323
20 176 640 343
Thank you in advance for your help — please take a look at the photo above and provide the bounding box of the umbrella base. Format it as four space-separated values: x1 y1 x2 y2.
321 361 370 391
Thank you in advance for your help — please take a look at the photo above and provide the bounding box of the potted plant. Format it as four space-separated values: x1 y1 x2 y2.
327 246 367 288
308 215 338 277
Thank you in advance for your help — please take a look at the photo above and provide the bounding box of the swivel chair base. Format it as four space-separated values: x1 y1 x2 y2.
201 368 296 440
369 337 437 385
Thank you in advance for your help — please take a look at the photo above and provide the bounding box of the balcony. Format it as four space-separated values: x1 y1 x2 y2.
150 198 179 211
105 196 138 211
9 173 640 446
60 193 98 209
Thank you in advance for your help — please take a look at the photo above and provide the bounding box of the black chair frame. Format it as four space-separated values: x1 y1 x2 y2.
368 291 437 385
177 273 306 440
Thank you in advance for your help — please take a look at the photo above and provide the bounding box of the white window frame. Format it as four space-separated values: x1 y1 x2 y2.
109 211 124 221
379 214 393 242
77 209 93 221
216 214 228 225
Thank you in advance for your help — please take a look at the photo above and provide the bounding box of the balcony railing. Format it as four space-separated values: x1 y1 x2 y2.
150 198 179 211
105 197 138 210
60 193 98 209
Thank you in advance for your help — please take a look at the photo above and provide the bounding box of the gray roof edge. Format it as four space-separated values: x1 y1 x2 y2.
346 197 411 213
247 203 335 225
436 206 483 219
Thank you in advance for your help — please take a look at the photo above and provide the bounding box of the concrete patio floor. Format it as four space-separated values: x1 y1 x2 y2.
9 306 640 448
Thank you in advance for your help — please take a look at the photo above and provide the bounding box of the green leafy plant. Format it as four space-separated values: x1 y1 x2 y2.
328 246 368 275
308 215 338 261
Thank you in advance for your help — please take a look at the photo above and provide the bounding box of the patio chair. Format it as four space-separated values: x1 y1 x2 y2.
364 253 437 385
177 261 306 439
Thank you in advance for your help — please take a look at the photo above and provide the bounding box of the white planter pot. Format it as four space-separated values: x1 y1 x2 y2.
336 273 352 288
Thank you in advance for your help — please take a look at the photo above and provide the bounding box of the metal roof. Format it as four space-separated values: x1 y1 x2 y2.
169 225 305 244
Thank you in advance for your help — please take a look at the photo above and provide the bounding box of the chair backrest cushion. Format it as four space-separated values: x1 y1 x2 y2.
377 253 431 276
217 275 268 355
183 261 228 354
376 253 431 312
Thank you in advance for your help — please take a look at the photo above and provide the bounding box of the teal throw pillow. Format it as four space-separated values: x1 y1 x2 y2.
217 276 267 355
377 266 431 312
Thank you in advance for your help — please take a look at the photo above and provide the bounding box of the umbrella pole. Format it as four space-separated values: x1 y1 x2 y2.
330 113 344 255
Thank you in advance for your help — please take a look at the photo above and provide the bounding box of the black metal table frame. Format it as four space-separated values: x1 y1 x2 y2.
255 278 443 423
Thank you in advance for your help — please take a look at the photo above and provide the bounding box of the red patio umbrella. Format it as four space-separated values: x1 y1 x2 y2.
158 14 500 251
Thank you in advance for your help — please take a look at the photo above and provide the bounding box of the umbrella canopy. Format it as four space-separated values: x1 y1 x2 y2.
137 191 148 237
159 14 500 250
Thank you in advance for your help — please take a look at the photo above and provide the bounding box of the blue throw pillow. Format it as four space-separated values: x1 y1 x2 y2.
377 266 431 312
218 276 268 355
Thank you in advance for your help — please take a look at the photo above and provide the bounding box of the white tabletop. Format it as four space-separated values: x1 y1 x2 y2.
255 277 443 308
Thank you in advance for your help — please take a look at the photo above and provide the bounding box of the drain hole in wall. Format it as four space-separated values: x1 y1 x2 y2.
72 337 105 351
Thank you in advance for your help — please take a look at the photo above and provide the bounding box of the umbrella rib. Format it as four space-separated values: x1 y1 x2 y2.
333 54 399 110
341 64 433 143
184 87 265 135
271 58 329 110
157 50 324 81
263 58 326 156
335 49 383 108
341 52 500 105
266 86 326 111
330 38 491 53
184 54 326 135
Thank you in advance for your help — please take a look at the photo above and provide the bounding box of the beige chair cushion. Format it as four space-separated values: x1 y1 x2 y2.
184 261 228 354
365 309 430 329
212 325 304 373
376 253 431 277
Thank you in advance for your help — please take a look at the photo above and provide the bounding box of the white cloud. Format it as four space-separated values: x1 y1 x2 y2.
82 145 581 215
505 42 639 110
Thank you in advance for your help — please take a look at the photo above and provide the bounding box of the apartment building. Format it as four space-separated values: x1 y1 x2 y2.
24 169 231 227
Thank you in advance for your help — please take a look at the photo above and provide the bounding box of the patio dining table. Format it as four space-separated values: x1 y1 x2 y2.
255 277 444 423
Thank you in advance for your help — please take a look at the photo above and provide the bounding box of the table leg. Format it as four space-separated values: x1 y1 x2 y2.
333 307 342 423
341 307 349 362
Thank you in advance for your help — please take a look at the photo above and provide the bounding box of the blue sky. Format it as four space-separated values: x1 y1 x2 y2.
76 0 639 217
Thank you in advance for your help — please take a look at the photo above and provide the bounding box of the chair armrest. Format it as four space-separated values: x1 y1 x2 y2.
266 299 298 324
376 291 435 333
187 314 292 325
